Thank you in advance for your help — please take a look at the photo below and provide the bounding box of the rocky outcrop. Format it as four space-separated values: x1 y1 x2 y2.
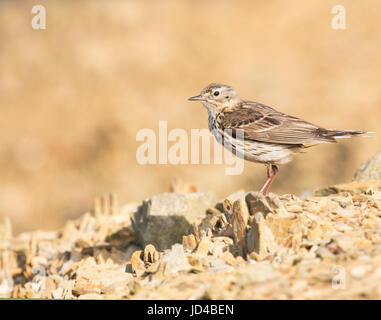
1 158 381 299
131 192 214 251
354 151 381 181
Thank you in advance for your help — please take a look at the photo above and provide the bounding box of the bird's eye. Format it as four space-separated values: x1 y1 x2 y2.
213 91 220 97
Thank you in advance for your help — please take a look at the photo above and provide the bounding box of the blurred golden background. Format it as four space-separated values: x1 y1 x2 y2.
0 0 380 233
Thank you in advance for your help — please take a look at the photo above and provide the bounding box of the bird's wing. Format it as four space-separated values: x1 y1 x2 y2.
219 102 336 145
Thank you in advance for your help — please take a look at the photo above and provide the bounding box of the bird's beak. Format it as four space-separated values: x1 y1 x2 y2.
188 95 204 101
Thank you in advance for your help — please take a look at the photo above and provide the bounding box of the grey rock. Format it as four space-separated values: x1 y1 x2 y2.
354 151 381 181
245 192 289 218
132 192 214 250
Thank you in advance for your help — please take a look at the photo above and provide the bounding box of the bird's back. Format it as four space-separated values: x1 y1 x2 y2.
217 101 364 146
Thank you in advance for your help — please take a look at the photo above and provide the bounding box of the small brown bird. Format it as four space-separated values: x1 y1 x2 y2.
189 83 369 195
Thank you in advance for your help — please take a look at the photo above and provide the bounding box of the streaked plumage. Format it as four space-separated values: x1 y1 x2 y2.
189 82 368 194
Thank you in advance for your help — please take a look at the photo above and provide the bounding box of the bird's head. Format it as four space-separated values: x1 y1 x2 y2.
188 83 240 113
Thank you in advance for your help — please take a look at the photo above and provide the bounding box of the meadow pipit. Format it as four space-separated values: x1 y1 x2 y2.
189 83 369 195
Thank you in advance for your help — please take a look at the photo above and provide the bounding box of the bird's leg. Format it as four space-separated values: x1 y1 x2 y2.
258 165 272 195
259 165 279 195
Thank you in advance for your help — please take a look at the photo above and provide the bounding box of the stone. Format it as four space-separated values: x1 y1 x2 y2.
286 204 303 213
143 244 161 265
74 257 133 297
354 152 381 181
246 192 289 217
333 235 358 251
138 244 162 274
51 287 64 299
225 190 247 203
221 251 238 266
145 261 161 274
187 255 204 272
232 200 247 254
6 180 381 299
195 236 212 256
315 246 335 260
246 213 277 259
161 244 190 274
132 192 214 250
130 250 145 277
265 214 303 246
210 238 229 257
197 211 220 234
224 190 249 218
222 199 234 215
208 257 230 271
313 181 381 197
350 265 371 279
182 234 198 252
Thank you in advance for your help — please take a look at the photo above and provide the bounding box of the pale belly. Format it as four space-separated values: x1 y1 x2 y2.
208 114 295 165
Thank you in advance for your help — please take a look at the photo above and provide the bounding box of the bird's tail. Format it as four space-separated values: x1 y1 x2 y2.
318 128 374 140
